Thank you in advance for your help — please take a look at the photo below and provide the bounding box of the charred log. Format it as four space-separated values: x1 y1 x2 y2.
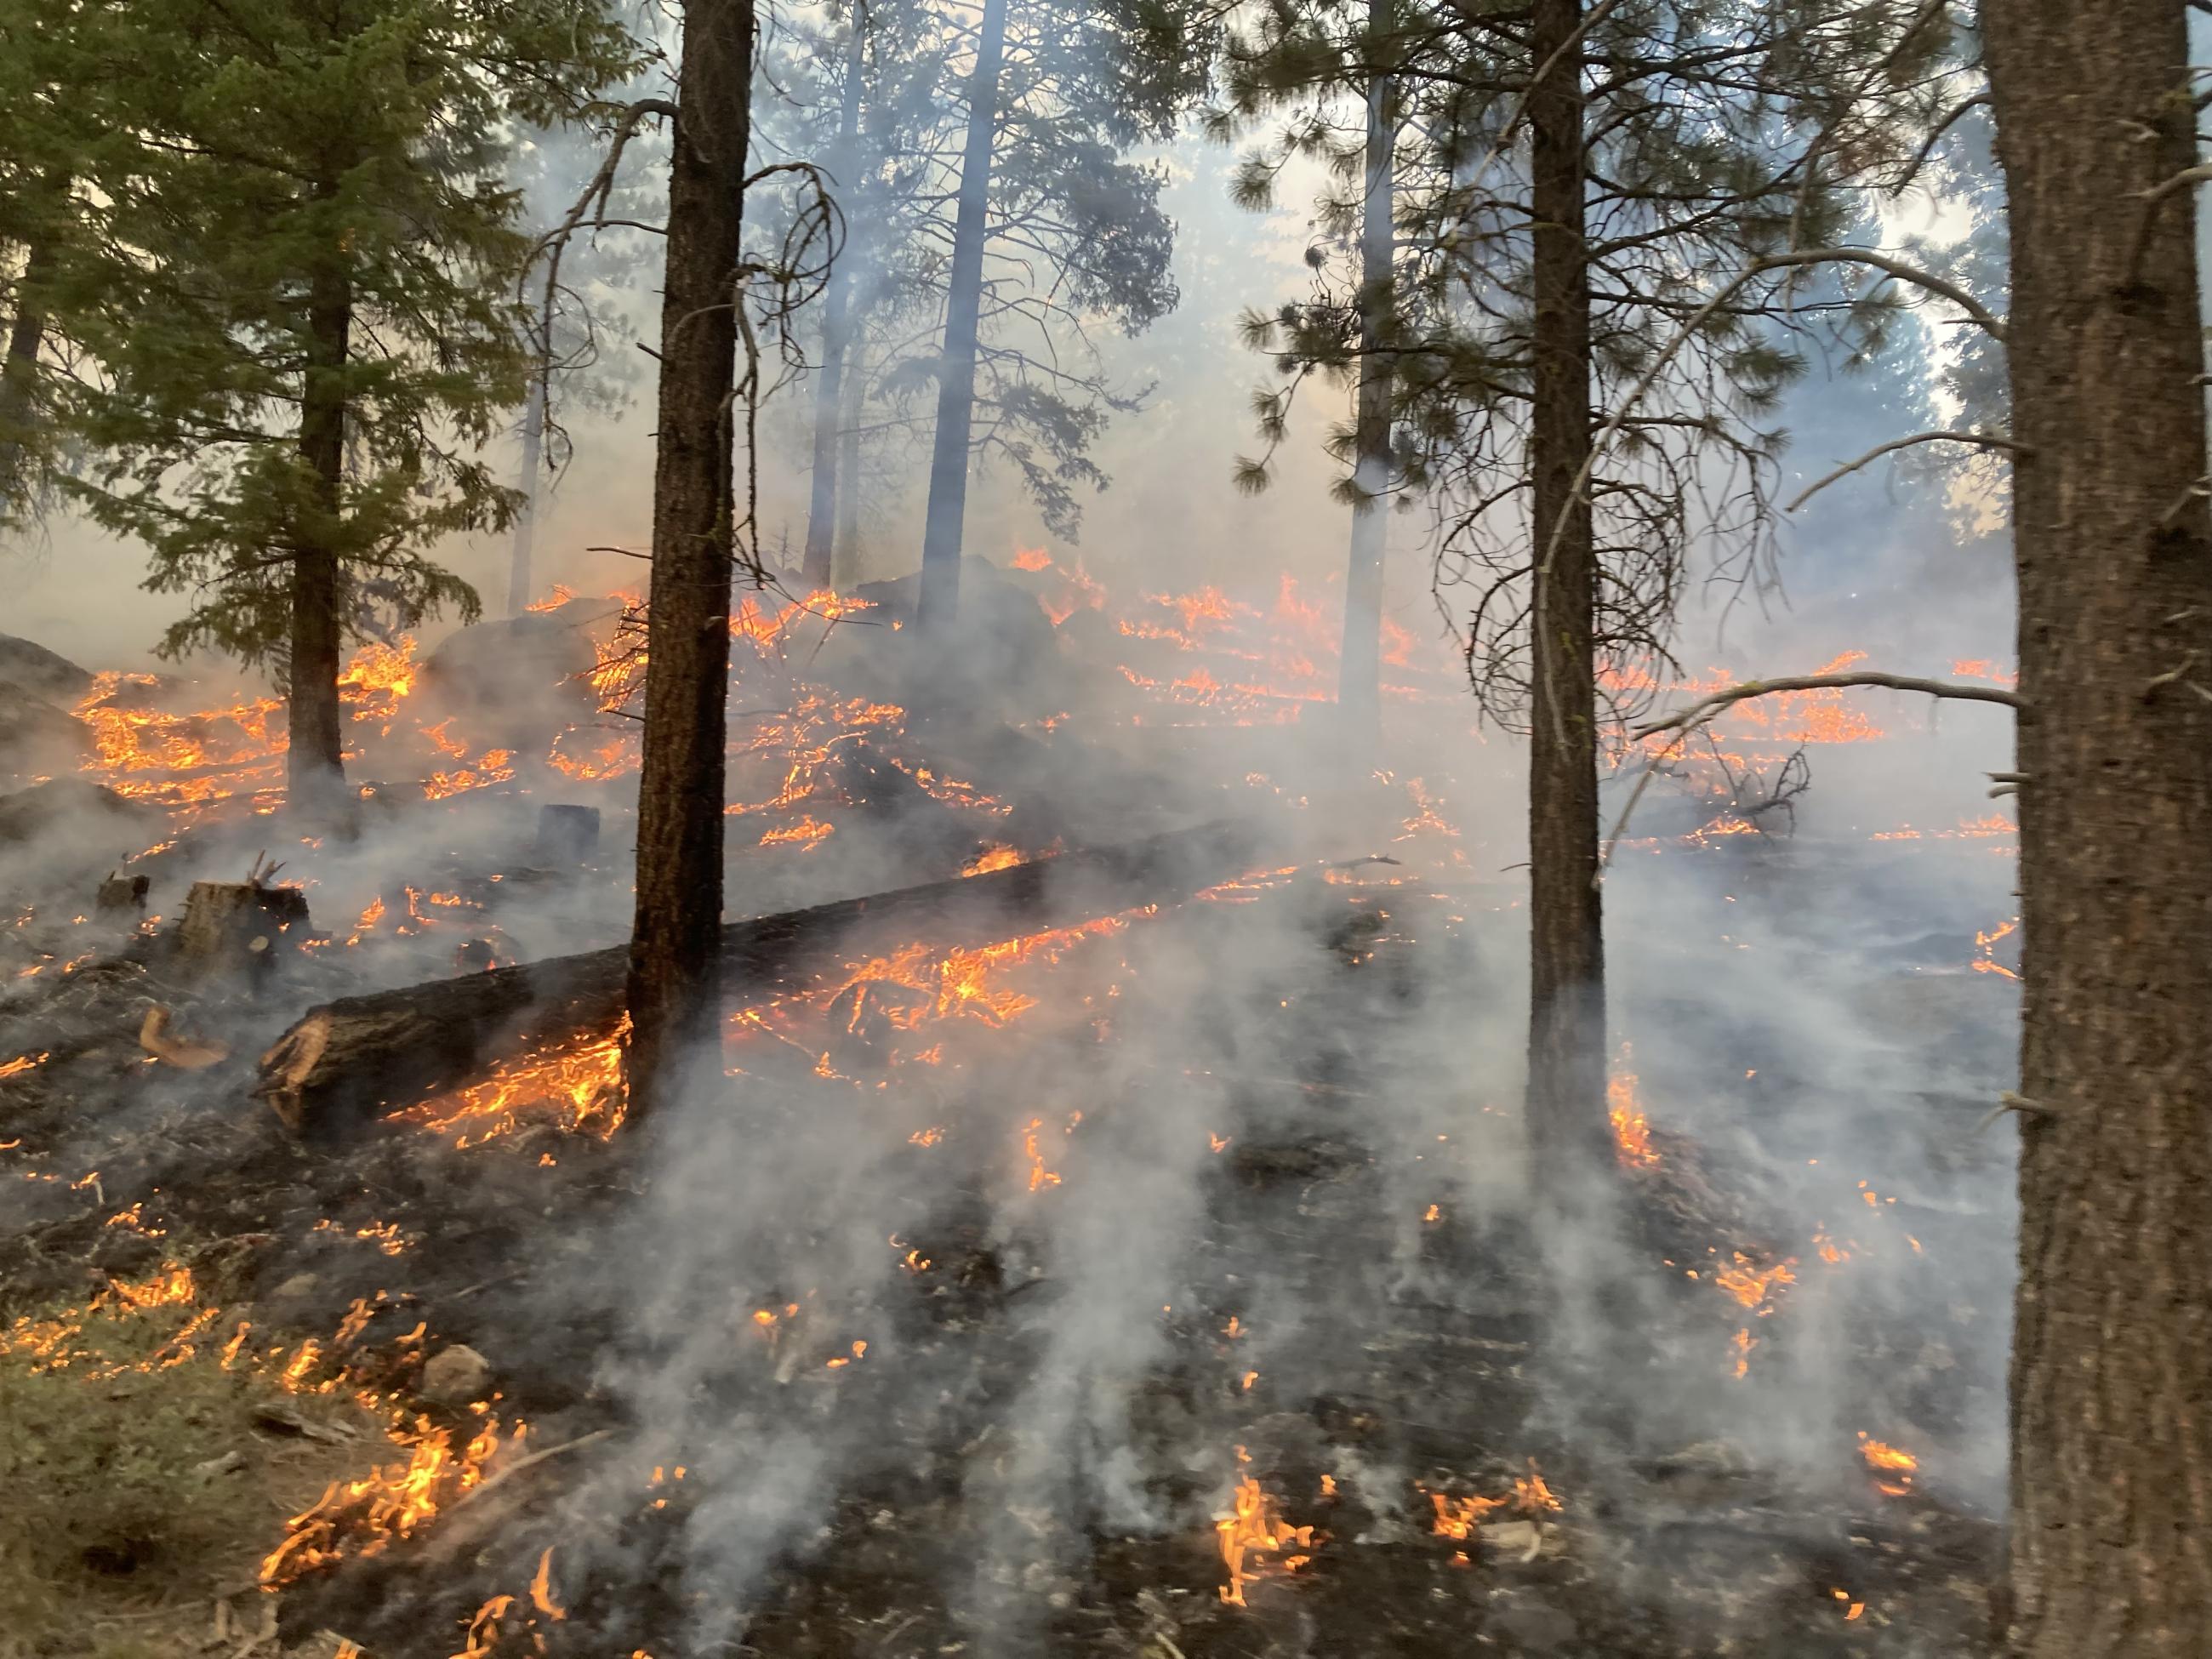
257 818 1275 1137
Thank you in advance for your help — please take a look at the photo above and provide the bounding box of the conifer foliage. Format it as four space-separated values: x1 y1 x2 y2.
0 0 636 806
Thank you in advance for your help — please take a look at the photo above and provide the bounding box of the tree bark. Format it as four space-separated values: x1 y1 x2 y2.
625 0 754 1122
1981 5 2212 1652
835 341 866 569
913 0 1008 632
1522 0 1608 1194
505 370 545 617
288 265 351 811
1337 0 1394 738
801 0 868 590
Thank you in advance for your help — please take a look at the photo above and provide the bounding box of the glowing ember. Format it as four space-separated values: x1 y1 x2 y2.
760 815 835 850
1857 1434 1918 1497
1428 1491 1506 1540
402 1018 630 1147
1974 916 2021 978
962 843 1023 877
1713 1253 1797 1311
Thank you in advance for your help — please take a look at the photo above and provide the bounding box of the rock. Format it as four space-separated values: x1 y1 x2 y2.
832 557 1062 718
420 1343 493 1406
417 601 609 755
0 632 92 702
0 680 89 782
0 777 160 846
1492 1596 1578 1650
0 780 165 904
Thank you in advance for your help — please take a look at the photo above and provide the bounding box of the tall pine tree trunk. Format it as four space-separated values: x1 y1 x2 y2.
288 269 351 809
801 0 867 590
914 0 1008 632
625 0 754 1121
1523 0 1607 1193
835 348 865 574
1981 5 2212 1650
1337 0 1394 736
506 369 545 617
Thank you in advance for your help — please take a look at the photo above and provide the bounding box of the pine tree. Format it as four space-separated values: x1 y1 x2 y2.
34 0 635 809
0 0 102 527
1229 0 1944 1197
801 0 872 589
904 0 1212 630
623 0 755 1121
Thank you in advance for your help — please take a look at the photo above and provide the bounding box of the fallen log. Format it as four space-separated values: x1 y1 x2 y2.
256 817 1279 1136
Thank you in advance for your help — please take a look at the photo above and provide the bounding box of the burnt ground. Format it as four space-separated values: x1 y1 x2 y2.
0 821 2014 1659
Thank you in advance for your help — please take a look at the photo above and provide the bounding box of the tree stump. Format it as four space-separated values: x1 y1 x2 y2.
95 874 151 915
532 804 601 864
175 881 311 969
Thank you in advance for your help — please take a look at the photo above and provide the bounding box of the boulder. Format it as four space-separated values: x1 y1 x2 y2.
0 680 90 783
0 777 161 848
0 633 92 703
416 599 613 754
419 1343 493 1407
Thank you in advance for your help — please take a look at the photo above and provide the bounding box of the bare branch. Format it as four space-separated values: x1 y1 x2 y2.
2138 160 2212 206
1593 670 2026 885
1785 430 2026 512
1538 244 2007 583
1632 670 2024 742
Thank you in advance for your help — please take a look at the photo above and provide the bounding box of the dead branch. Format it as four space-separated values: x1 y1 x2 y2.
1976 1092 2054 1134
1593 671 2026 884
1539 245 2008 582
1630 671 2024 743
455 1428 615 1509
1785 430 2025 513
2138 159 2212 206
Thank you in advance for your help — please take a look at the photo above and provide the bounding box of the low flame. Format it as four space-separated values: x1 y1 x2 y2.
1607 1049 1659 1171
1217 1460 1315 1606
1857 1433 1918 1497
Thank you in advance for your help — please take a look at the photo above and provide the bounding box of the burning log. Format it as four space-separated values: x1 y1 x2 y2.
257 818 1277 1137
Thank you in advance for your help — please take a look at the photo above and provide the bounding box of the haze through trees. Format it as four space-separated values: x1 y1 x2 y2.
1225 0 1947 1199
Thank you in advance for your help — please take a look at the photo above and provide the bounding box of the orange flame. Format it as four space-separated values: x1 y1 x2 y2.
1217 1464 1315 1606
1607 1051 1659 1171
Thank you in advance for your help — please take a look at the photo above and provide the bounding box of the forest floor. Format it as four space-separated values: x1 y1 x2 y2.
0 826 2012 1659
